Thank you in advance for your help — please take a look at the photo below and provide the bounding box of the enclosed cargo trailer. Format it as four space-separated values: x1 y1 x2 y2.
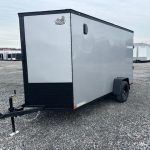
18 9 133 109
0 9 134 134
133 43 150 62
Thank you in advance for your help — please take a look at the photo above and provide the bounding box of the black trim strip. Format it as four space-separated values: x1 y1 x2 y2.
18 9 133 33
70 13 74 107
19 16 28 102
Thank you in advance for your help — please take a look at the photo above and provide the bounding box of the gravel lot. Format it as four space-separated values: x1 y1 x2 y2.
0 61 150 150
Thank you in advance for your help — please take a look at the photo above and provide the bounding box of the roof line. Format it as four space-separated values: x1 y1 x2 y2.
18 9 133 33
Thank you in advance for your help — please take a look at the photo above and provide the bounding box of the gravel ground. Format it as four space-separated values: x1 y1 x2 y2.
0 61 150 150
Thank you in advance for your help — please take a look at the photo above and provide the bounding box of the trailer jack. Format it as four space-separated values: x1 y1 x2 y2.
0 91 44 136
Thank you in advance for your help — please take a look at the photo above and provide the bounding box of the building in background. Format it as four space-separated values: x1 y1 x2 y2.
133 43 150 62
0 48 21 61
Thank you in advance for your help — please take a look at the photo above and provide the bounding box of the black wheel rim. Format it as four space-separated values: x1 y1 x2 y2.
122 85 129 100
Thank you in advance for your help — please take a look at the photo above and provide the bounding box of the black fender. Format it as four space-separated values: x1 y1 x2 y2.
113 77 130 96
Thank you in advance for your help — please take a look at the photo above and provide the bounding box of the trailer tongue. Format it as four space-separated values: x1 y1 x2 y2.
0 91 44 134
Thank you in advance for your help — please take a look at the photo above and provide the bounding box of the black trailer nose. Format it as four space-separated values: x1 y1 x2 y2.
25 83 73 109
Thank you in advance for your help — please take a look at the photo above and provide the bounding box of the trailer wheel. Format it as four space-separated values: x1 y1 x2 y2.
116 81 129 102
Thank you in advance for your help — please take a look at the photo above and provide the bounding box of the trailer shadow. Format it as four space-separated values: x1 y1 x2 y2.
34 94 117 126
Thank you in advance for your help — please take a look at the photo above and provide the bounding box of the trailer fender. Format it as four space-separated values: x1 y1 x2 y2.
113 77 130 96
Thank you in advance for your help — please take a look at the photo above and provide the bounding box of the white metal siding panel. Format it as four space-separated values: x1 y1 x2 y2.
133 46 150 61
71 14 133 107
147 47 150 60
24 13 72 83
133 47 137 58
138 47 147 59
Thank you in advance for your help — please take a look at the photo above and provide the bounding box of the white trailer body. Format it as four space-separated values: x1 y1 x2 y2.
18 9 134 109
133 44 150 61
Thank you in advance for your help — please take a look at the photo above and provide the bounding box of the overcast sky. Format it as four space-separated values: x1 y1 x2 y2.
0 0 150 48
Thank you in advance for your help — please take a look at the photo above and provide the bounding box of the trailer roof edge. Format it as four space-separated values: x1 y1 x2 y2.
18 9 134 33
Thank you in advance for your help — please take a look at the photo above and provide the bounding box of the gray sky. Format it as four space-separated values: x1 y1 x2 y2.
0 0 150 48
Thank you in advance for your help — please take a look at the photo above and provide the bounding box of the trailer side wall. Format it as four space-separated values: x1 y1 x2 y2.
71 13 133 108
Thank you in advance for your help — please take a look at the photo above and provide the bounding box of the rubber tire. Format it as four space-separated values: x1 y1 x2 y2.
116 81 129 102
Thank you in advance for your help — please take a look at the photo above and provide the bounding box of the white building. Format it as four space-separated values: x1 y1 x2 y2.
133 43 150 61
0 49 21 61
